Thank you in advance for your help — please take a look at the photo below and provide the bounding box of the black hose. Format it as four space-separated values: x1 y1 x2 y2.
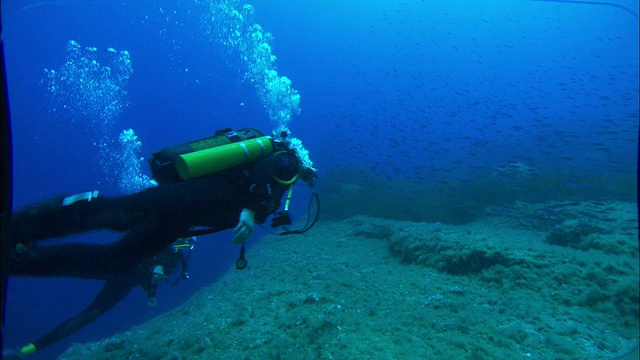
276 191 320 236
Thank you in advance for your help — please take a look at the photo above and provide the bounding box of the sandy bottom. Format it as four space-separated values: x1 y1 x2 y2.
60 201 639 360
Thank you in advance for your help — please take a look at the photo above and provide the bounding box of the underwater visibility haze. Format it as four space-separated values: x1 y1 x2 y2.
0 0 638 359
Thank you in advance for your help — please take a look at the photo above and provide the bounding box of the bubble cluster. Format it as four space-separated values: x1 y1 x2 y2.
42 40 146 192
203 2 300 128
200 0 313 170
117 129 157 194
42 40 133 140
289 136 316 172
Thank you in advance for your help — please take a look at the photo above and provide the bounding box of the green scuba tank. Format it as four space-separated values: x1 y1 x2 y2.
149 128 273 183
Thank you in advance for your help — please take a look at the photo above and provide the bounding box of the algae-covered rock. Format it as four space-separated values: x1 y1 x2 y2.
59 202 638 360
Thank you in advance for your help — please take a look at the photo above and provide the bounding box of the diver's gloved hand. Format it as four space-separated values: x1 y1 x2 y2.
232 208 255 245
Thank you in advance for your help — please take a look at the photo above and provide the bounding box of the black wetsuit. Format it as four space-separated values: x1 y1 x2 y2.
6 150 300 279
29 246 186 352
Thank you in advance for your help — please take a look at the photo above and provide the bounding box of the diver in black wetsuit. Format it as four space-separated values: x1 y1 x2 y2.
3 133 317 357
14 238 193 357
6 140 313 279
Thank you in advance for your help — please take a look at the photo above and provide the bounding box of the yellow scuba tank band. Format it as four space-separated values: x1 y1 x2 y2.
20 343 37 356
271 148 302 185
273 173 299 185
283 185 294 211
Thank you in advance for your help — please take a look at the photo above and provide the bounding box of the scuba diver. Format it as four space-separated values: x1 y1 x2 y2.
9 237 195 358
143 237 195 308
2 128 319 357
6 128 317 278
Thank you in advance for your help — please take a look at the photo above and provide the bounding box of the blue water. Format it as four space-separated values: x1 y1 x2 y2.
1 0 638 359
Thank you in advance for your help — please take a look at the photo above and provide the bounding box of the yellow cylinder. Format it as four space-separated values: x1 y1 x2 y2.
176 136 273 180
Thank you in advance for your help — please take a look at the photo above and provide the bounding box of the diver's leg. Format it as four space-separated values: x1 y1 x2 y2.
7 211 181 279
8 191 146 248
10 176 236 248
24 274 138 354
10 192 110 246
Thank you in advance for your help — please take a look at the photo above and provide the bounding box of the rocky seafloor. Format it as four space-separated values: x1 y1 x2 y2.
60 200 639 359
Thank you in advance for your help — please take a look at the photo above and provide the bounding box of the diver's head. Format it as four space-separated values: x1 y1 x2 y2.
150 265 165 284
271 129 317 187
